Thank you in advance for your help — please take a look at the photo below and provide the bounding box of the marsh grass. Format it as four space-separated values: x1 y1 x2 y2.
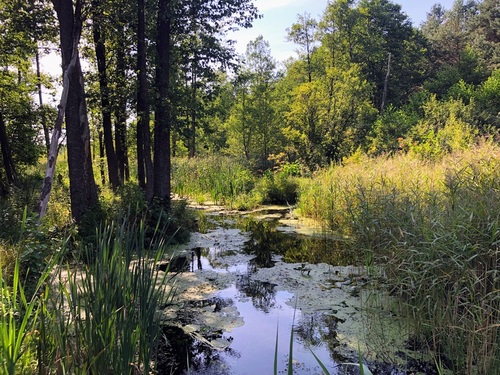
42 216 175 374
0 211 177 374
172 155 300 209
0 260 46 375
172 155 255 207
298 143 500 374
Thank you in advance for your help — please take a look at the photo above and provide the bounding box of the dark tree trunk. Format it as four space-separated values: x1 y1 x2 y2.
137 0 154 200
188 62 196 158
154 0 172 208
52 0 98 224
98 126 106 185
115 31 129 182
92 3 120 189
0 110 17 185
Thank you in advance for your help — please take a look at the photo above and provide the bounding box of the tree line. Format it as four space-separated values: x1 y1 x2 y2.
0 0 498 224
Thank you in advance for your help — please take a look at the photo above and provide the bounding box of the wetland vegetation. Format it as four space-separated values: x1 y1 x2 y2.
1 0 499 373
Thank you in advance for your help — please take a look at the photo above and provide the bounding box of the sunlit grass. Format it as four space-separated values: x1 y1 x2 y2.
298 142 500 374
0 211 178 374
172 155 256 207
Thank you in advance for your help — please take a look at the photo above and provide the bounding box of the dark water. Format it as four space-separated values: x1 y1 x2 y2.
157 215 425 375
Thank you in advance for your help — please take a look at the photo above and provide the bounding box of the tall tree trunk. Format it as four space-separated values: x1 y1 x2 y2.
0 110 17 185
98 125 106 185
189 62 197 158
92 3 120 189
51 0 98 224
154 0 172 208
115 29 129 182
137 0 154 200
36 10 81 220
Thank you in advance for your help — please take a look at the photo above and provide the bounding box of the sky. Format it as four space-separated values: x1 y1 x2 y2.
232 0 456 62
41 0 457 82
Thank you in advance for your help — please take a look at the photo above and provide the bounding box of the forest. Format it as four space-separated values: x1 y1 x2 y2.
0 0 499 374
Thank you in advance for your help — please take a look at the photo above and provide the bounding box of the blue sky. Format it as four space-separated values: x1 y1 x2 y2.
232 0 456 61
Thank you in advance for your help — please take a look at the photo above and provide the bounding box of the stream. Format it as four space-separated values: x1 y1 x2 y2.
158 205 438 375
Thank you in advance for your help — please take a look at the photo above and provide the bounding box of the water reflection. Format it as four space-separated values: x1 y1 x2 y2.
160 212 384 374
238 217 359 266
236 274 277 313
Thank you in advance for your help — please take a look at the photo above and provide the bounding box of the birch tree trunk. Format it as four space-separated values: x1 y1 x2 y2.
36 19 80 221
37 0 98 223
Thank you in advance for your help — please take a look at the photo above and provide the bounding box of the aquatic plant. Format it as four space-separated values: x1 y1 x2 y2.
0 211 177 374
172 155 255 206
43 216 175 374
297 143 500 374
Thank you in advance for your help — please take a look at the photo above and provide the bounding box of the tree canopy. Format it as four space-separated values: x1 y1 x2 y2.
0 0 498 222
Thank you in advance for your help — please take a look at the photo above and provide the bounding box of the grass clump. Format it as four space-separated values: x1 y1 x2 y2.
172 155 255 207
172 155 301 209
298 142 500 374
0 212 178 374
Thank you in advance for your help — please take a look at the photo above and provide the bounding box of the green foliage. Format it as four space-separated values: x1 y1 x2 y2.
45 217 174 374
298 144 500 373
172 155 255 206
254 171 299 205
368 106 416 155
474 69 500 129
0 211 178 374
408 95 477 159
0 256 55 375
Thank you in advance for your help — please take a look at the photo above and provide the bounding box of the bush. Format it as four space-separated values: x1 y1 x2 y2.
254 171 299 205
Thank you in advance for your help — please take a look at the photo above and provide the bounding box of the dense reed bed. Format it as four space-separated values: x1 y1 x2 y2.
172 155 299 208
298 143 500 374
0 216 174 374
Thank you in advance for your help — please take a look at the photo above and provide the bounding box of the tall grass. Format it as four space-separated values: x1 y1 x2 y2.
172 155 255 207
298 143 500 374
0 260 51 375
172 155 300 209
0 213 176 374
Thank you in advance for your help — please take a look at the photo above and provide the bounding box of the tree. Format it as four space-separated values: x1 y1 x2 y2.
319 0 426 109
469 0 500 70
287 13 318 83
170 0 259 158
49 0 98 223
152 0 259 206
0 0 54 193
91 0 120 189
153 0 173 206
226 36 279 169
136 0 154 199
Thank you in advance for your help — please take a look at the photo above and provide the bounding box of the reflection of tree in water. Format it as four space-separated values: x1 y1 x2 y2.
156 325 239 375
241 218 297 267
294 312 347 362
238 217 359 266
157 297 240 375
284 236 359 266
236 273 277 313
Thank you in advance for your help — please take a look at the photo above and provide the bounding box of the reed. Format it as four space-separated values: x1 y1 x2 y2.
298 143 500 374
44 215 175 374
172 155 255 206
0 210 177 374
